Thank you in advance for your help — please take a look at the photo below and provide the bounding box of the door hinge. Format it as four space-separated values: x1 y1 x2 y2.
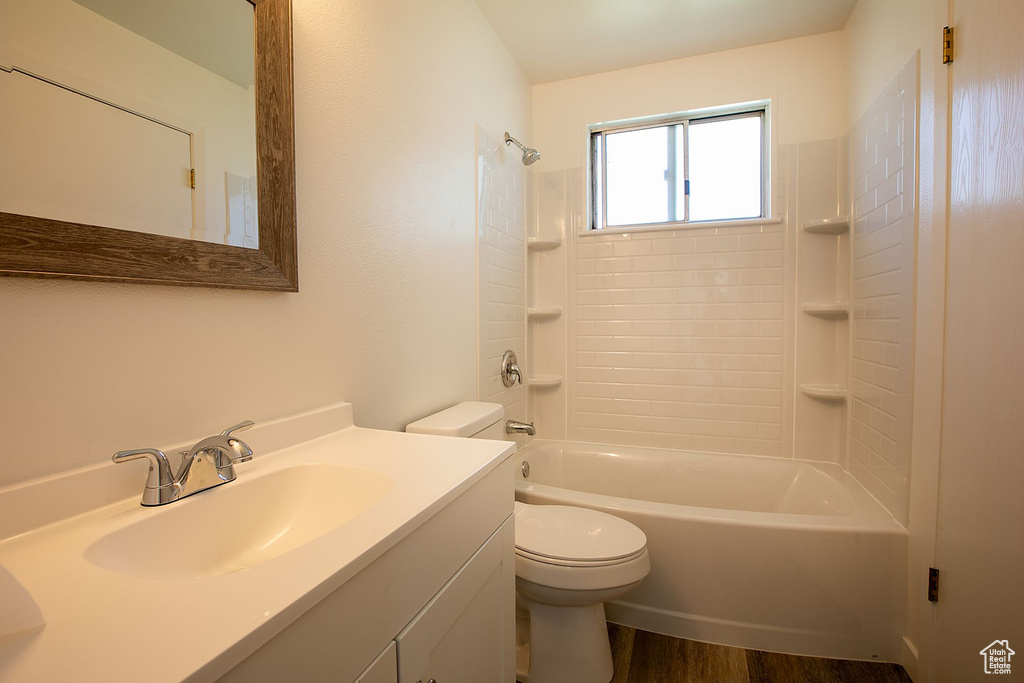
942 26 954 64
190 168 196 189
928 567 940 602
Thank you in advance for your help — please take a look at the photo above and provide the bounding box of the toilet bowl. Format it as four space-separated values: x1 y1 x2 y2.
407 402 650 683
512 501 650 683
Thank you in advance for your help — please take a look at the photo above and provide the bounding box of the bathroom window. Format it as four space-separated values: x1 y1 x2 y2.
589 105 768 230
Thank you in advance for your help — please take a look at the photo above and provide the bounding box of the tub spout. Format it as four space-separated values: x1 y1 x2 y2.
506 419 535 436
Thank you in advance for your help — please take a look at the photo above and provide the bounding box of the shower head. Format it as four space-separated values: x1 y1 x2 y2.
504 132 541 166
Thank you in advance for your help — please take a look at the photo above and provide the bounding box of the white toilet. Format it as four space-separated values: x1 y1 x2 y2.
407 402 650 683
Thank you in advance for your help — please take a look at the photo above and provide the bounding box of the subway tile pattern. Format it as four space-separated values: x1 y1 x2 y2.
573 223 786 456
848 60 917 524
477 125 526 424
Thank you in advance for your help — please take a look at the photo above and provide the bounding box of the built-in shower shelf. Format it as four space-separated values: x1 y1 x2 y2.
528 306 563 320
801 302 850 319
528 376 562 389
802 216 850 234
527 237 563 251
800 384 848 401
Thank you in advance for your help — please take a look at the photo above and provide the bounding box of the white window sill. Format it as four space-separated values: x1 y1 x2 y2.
580 216 784 237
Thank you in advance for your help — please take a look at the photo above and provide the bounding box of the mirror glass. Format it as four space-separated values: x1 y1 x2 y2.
0 0 259 249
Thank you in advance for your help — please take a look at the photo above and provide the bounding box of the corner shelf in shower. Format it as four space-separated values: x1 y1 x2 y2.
527 236 563 251
800 384 848 401
527 306 563 320
802 216 850 234
528 376 562 389
801 302 850 320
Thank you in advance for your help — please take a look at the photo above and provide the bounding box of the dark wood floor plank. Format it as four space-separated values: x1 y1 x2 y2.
609 624 636 683
747 649 913 683
678 639 750 683
619 628 749 683
829 659 913 683
607 624 913 683
746 650 839 683
626 627 687 683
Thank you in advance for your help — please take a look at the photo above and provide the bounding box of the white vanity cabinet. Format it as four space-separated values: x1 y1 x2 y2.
395 516 515 683
355 643 397 683
216 457 515 683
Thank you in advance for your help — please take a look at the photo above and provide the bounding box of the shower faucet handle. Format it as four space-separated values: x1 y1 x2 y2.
501 350 523 387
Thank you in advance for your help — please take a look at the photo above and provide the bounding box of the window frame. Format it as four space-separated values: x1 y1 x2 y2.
588 101 771 233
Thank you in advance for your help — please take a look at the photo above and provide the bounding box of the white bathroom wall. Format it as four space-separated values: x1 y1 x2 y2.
848 58 917 526
476 125 527 430
532 31 846 174
0 0 531 487
843 0 934 131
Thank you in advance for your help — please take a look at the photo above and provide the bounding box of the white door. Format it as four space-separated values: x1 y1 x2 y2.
933 1 1024 680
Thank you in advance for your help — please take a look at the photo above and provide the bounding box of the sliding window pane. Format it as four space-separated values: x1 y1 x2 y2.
673 123 686 221
605 126 668 226
688 115 762 221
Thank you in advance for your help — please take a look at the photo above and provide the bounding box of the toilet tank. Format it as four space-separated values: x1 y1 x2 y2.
406 402 505 440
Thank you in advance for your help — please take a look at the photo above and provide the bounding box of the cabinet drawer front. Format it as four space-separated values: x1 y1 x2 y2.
355 641 397 683
396 516 515 683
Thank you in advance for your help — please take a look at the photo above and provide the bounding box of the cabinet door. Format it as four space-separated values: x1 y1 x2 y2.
355 642 397 683
396 516 514 683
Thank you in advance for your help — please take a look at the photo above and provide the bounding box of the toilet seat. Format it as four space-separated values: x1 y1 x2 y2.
515 545 647 568
514 502 647 564
515 546 651 594
513 502 650 594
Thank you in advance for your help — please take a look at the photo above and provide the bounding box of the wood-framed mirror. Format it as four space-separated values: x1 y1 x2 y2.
0 0 297 291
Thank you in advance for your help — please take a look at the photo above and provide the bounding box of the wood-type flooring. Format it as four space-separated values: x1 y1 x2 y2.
607 624 913 683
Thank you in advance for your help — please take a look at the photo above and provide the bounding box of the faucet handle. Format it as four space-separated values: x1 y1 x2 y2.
220 420 255 464
112 448 175 492
221 420 254 437
501 350 523 387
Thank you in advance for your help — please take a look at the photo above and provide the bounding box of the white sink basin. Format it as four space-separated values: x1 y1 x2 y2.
84 463 393 580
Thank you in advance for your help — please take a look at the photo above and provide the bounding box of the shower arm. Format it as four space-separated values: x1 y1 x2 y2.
504 132 526 152
503 132 541 166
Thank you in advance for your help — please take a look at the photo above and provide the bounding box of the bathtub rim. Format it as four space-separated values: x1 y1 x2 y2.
515 440 907 535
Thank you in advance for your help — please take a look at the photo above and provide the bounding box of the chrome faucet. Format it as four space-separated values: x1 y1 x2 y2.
113 421 254 506
505 419 535 436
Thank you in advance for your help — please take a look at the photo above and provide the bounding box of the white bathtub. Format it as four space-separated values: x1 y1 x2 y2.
515 440 908 662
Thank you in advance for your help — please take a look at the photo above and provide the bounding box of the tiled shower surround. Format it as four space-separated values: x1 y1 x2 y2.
476 124 527 426
526 74 915 525
848 57 917 524
573 224 787 456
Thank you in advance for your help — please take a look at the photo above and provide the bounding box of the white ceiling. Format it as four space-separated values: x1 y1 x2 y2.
473 0 858 84
72 0 254 88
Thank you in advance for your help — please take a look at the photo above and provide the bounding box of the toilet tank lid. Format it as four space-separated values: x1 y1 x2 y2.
405 402 504 437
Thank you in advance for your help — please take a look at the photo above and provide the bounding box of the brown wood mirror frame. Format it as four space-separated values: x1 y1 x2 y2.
0 0 298 292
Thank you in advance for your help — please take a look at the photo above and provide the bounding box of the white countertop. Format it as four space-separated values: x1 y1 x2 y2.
0 404 515 682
